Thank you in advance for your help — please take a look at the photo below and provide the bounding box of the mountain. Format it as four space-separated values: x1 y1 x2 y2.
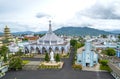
35 31 47 34
0 32 3 36
12 31 34 35
12 31 47 35
54 27 112 36
108 30 120 34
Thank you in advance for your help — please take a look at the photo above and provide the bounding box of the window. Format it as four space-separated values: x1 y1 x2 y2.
51 41 57 43
94 61 96 63
45 41 49 43
39 41 43 43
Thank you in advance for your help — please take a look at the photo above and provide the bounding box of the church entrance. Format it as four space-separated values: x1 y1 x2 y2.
86 63 90 67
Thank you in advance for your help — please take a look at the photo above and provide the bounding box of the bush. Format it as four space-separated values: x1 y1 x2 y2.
39 64 61 69
45 53 50 62
100 60 108 66
106 48 116 56
100 65 112 72
9 56 22 70
55 53 60 62
72 64 82 70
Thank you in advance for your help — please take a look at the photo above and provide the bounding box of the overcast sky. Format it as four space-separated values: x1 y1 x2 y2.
0 0 120 32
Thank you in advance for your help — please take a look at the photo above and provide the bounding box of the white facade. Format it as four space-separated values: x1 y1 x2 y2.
8 42 19 54
24 21 70 54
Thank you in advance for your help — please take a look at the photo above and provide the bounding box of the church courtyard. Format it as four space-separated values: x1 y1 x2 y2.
1 50 114 79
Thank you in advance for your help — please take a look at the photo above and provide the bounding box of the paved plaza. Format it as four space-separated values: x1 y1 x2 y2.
1 49 114 79
23 61 40 70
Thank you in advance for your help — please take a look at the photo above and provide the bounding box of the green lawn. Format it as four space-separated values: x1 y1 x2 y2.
22 60 30 65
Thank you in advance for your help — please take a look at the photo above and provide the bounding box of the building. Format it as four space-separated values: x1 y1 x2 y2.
4 26 12 41
116 42 120 58
92 38 117 51
8 42 19 54
77 40 98 67
0 57 8 78
24 21 70 54
24 34 39 43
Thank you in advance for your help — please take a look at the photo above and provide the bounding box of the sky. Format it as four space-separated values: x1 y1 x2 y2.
0 0 120 32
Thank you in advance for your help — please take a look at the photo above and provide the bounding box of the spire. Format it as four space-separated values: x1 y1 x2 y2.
48 20 52 34
5 25 8 28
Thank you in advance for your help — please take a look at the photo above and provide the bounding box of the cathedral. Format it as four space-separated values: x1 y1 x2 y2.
24 21 70 54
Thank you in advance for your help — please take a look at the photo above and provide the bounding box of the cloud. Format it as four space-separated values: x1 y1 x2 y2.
78 0 120 19
36 13 51 19
0 22 32 32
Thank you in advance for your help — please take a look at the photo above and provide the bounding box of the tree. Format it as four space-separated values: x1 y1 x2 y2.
55 53 60 62
45 53 50 62
22 38 28 41
0 45 8 62
101 34 107 38
100 60 108 66
9 56 22 70
70 39 77 47
106 48 116 56
76 42 81 48
16 49 23 56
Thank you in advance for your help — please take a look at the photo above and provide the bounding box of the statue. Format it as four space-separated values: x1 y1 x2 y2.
50 51 55 63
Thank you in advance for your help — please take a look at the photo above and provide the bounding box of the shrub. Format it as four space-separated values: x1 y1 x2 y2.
100 65 112 72
55 53 60 62
9 56 22 70
106 48 116 56
45 53 50 62
100 60 108 66
72 64 82 70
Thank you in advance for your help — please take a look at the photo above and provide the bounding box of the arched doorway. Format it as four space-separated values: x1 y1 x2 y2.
25 47 29 54
30 47 34 53
55 47 59 53
36 47 41 54
49 47 52 53
61 47 64 54
42 47 47 54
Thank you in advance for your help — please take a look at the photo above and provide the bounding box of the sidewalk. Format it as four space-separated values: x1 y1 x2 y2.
82 63 106 72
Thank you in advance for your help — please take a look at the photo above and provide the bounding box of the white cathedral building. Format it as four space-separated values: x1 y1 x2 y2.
24 21 70 54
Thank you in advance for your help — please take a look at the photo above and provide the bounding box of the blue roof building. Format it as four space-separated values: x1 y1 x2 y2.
77 41 98 67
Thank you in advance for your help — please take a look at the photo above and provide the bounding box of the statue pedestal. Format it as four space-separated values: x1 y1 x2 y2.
50 61 55 63
50 51 55 63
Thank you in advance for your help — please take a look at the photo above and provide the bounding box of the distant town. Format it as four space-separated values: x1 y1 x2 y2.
0 21 120 79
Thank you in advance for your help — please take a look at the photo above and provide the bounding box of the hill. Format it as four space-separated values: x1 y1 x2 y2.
12 31 47 35
108 30 120 34
54 27 111 36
